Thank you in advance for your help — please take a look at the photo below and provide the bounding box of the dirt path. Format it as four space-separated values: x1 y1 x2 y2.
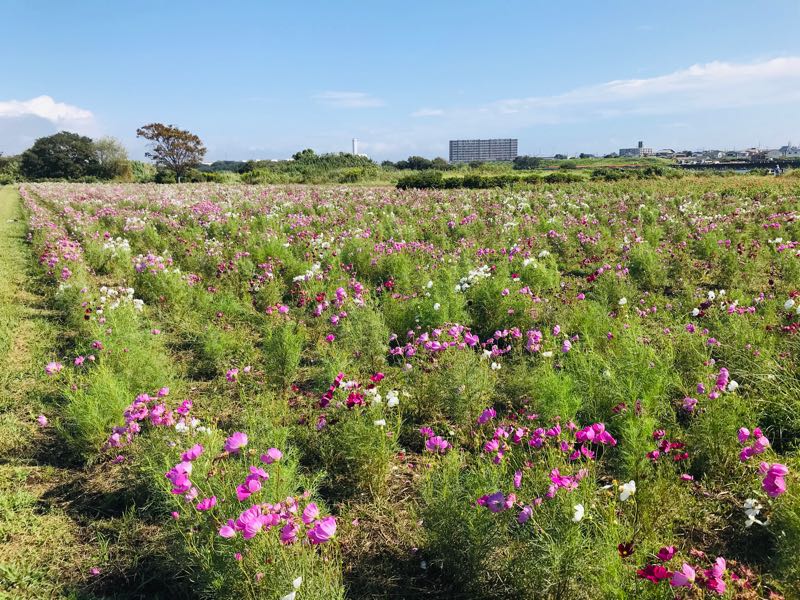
0 185 100 599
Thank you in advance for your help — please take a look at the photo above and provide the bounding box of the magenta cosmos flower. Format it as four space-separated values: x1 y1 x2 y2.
260 448 283 464
224 432 248 453
760 462 789 497
670 563 696 588
196 496 217 511
181 444 204 462
302 502 320 525
307 516 337 544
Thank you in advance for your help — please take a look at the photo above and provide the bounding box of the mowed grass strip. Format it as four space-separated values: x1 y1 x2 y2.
0 185 99 599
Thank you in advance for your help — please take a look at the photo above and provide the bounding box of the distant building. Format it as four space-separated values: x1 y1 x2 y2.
766 144 800 159
655 149 675 157
449 138 518 163
619 140 653 157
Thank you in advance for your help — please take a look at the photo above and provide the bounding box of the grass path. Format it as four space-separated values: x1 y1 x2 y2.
0 185 98 599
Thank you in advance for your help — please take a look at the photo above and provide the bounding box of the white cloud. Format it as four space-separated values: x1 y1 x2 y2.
411 108 444 117
313 91 384 108
419 56 800 126
0 95 93 123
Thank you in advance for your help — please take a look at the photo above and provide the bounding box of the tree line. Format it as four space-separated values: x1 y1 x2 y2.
0 123 552 185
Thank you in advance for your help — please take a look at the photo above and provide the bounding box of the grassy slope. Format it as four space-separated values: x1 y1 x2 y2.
0 185 97 599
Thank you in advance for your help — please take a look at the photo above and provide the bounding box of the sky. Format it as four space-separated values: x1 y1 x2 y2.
3 0 800 161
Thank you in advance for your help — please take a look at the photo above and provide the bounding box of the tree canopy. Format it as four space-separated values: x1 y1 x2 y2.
136 123 206 181
19 131 99 180
94 136 130 179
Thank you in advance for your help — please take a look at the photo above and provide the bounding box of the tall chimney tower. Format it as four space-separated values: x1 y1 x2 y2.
352 138 359 155
638 140 643 149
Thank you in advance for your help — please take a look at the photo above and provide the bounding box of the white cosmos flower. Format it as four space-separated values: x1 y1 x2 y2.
572 503 585 522
619 480 636 501
785 298 796 311
292 577 302 589
426 280 433 288
727 380 739 392
618 297 627 306
692 308 700 316
708 291 716 300
433 303 441 311
491 362 502 370
374 419 386 427
542 351 554 358
743 498 765 527
386 390 400 408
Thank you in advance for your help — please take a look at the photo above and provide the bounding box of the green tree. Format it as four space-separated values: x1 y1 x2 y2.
93 136 130 179
0 153 21 183
292 148 317 162
136 123 206 182
19 131 99 180
513 155 542 170
396 156 433 170
431 157 451 170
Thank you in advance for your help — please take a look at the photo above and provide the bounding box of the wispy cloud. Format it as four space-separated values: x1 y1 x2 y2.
314 91 384 109
411 107 444 117
0 95 93 123
413 57 800 126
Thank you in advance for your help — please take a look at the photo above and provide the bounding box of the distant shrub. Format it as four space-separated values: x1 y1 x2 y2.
396 170 445 189
543 171 583 183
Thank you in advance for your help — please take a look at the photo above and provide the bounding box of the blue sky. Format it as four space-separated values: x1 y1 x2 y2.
3 0 800 160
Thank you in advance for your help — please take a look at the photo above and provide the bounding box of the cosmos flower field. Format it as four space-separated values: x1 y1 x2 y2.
19 179 800 598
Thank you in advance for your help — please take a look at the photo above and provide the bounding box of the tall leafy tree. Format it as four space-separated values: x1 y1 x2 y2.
136 123 206 182
20 131 99 180
93 136 130 179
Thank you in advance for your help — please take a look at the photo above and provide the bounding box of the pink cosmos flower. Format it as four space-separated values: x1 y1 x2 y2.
737 427 750 444
703 557 726 594
37 414 48 427
181 444 204 462
219 519 236 538
517 504 533 523
513 470 523 489
307 516 337 544
260 448 283 464
670 563 696 587
196 496 217 511
760 462 789 497
637 564 671 583
425 435 450 453
302 502 320 524
226 368 239 382
477 408 496 425
657 546 676 561
479 491 515 513
419 426 434 438
715 368 729 391
280 520 299 545
224 432 248 453
44 361 63 376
